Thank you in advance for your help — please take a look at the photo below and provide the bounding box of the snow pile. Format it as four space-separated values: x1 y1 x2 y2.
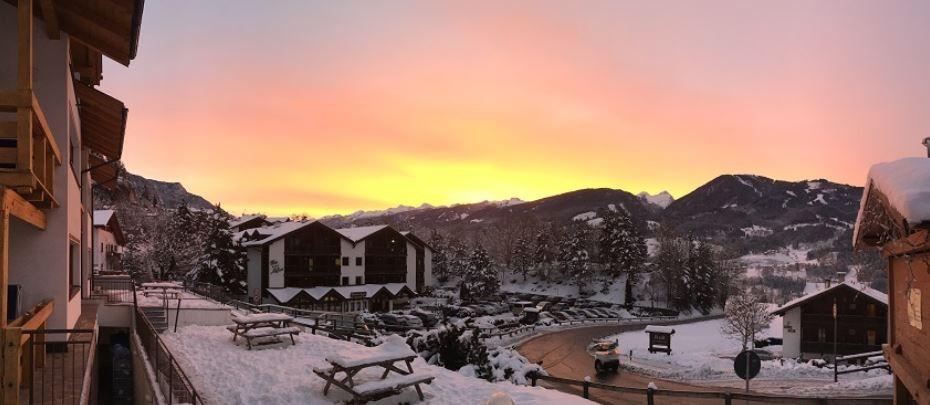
161 325 591 405
785 375 893 396
483 347 546 385
135 291 228 309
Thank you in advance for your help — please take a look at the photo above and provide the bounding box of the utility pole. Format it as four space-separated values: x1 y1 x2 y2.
833 297 838 382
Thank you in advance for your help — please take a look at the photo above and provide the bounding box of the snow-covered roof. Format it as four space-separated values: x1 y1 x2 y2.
239 221 314 247
229 214 268 229
854 157 930 247
93 209 115 227
644 325 675 334
335 225 388 242
266 283 413 303
771 281 888 316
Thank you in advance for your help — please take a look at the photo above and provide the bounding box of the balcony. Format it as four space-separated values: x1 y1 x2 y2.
0 90 62 208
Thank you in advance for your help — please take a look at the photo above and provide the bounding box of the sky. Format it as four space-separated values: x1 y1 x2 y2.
100 1 930 217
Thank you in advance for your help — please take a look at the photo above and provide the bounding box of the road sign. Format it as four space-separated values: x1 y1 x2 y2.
734 350 761 380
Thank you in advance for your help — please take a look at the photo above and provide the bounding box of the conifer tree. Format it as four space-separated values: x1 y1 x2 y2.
598 209 647 304
559 226 592 294
429 231 451 283
193 209 247 295
511 237 533 281
533 227 556 281
464 245 497 297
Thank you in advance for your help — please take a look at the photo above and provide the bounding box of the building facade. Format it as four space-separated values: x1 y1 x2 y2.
771 281 888 360
240 221 432 312
92 209 124 274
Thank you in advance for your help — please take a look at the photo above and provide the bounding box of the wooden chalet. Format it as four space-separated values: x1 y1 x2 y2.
771 281 888 359
854 156 930 404
241 221 433 312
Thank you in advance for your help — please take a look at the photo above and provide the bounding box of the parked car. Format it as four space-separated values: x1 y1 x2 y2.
563 310 586 320
511 301 536 316
398 314 424 328
378 313 403 326
591 339 621 374
520 307 540 325
549 311 569 322
537 311 556 326
410 309 440 327
536 301 552 311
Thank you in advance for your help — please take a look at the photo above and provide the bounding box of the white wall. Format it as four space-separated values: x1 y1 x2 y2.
246 247 262 300
782 307 802 358
340 239 364 284
405 242 416 289
424 248 433 287
2 8 82 330
268 240 284 288
93 227 119 272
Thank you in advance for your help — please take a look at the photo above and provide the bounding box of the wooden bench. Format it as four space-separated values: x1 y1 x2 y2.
313 367 433 404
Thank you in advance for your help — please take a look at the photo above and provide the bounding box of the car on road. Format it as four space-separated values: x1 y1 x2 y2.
410 309 440 327
591 339 621 374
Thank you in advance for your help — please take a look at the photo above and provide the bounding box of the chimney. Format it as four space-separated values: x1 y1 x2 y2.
824 278 832 289
923 137 930 157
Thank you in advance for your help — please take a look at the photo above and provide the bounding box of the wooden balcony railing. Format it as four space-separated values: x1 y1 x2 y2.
0 90 63 208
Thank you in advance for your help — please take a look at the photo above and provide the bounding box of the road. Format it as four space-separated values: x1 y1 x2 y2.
516 320 723 405
516 319 890 405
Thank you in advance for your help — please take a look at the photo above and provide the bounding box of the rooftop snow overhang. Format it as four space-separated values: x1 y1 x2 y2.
5 0 145 66
853 159 930 250
74 80 128 160
770 282 888 316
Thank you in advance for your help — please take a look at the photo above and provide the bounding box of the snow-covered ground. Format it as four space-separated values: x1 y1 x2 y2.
160 325 593 405
607 318 891 396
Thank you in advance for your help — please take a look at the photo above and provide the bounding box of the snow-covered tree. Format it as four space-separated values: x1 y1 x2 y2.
654 230 687 309
446 237 470 282
152 205 207 280
533 227 556 281
511 237 533 281
464 245 497 298
559 226 592 294
598 209 647 304
191 209 247 295
429 231 451 283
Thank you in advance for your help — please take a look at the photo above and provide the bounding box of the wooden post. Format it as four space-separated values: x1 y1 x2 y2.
646 387 655 405
17 0 34 180
1 327 22 404
582 378 589 399
0 208 9 327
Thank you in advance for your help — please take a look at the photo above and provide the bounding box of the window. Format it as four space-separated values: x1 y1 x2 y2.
308 257 314 270
867 304 876 317
356 257 363 266
817 328 826 343
848 328 856 336
356 276 362 285
342 257 349 266
342 277 349 286
334 258 341 266
867 330 877 345
849 302 856 310
69 241 81 298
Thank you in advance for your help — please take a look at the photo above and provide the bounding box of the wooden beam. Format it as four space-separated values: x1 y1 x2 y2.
0 90 31 111
2 188 46 230
29 93 61 163
18 0 33 91
38 0 59 39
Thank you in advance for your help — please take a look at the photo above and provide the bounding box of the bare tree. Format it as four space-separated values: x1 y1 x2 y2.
721 288 774 391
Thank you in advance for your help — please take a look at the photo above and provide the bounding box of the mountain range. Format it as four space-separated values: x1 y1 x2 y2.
96 170 864 258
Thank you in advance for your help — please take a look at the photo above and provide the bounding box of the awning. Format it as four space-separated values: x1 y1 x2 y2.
74 80 127 160
4 0 145 66
88 154 118 189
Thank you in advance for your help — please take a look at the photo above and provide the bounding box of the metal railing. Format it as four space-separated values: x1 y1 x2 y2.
89 276 136 304
22 328 96 405
527 372 891 404
134 307 201 404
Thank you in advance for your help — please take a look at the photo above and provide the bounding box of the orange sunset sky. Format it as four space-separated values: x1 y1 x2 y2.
100 1 928 217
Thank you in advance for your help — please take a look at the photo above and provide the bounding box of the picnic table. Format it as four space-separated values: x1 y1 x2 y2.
140 282 183 298
227 313 300 349
313 336 434 404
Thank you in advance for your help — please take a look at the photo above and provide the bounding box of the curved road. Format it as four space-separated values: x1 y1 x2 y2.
516 319 723 405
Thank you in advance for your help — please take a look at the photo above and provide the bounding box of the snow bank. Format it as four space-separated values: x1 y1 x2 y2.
161 325 592 404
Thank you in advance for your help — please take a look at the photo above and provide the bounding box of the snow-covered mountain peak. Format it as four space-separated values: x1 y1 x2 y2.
637 191 674 209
